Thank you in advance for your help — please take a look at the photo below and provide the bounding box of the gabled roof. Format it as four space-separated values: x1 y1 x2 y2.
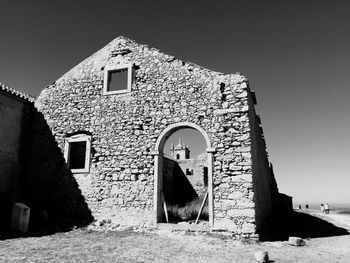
0 82 35 103
52 36 245 85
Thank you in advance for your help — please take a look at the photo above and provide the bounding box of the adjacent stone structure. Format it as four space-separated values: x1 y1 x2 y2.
168 141 208 197
170 138 190 160
0 83 35 233
27 36 291 238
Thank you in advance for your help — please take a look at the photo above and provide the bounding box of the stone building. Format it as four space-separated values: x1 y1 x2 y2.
31 36 291 238
170 138 190 160
176 152 208 197
168 139 208 197
0 83 35 232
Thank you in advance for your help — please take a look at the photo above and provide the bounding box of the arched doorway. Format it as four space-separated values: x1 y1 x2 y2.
153 122 215 228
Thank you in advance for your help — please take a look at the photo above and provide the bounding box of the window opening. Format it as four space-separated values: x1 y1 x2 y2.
64 134 91 173
103 63 133 95
107 68 128 92
69 141 87 169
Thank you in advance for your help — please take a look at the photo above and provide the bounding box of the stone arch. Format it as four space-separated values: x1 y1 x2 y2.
152 122 216 228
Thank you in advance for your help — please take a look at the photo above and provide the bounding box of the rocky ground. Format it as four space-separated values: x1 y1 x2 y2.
0 210 349 263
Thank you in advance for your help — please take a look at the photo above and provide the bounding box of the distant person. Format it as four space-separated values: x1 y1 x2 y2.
325 203 329 214
305 204 309 209
298 205 302 210
321 204 324 214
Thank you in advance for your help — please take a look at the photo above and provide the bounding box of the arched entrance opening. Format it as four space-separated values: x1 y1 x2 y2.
153 122 215 228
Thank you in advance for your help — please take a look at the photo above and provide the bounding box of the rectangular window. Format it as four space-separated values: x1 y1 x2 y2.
64 134 91 173
108 68 128 92
69 141 87 169
103 63 133 95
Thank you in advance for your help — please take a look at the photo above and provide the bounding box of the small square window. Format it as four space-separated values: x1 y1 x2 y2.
186 169 193 176
64 134 91 173
103 64 133 95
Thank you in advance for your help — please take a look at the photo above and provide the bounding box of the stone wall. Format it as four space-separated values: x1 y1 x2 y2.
22 109 93 231
0 85 33 233
247 89 274 232
35 36 277 238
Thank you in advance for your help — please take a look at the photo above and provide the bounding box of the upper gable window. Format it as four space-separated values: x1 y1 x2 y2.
103 63 133 95
64 134 91 173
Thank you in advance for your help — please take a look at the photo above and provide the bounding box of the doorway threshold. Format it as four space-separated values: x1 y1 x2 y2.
157 223 210 231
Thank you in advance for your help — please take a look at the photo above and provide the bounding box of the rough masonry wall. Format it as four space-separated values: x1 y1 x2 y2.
22 109 93 230
36 36 259 237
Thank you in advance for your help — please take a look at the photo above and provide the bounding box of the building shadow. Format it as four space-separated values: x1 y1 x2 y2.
259 210 349 241
163 157 198 207
0 109 93 240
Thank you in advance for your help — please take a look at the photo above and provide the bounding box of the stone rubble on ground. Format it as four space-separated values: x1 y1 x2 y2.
288 236 305 246
254 251 269 263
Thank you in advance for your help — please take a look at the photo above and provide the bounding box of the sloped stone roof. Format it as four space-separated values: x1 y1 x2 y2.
0 82 35 103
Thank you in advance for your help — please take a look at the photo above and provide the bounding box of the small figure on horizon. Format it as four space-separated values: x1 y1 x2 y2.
298 205 302 210
321 203 324 214
305 204 309 209
325 203 329 214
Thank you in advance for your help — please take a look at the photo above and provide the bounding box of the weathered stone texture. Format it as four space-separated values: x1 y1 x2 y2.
34 36 283 237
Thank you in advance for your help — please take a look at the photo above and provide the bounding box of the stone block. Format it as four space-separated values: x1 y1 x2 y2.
242 222 255 234
214 218 240 232
237 133 249 141
241 105 249 112
233 209 255 217
11 203 30 233
238 161 252 166
240 82 248 89
236 200 255 208
242 152 251 160
288 237 305 246
219 183 230 188
229 163 241 171
131 169 139 174
243 166 251 171
231 173 252 182
138 174 147 181
227 192 243 200
254 251 269 263
238 146 251 152
221 199 236 209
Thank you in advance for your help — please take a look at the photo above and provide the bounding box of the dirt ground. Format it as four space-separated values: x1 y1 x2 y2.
1 212 350 263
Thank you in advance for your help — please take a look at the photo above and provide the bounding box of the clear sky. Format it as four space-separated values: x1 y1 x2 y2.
1 0 349 205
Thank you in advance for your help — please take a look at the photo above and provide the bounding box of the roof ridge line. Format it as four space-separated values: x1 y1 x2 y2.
0 82 36 103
